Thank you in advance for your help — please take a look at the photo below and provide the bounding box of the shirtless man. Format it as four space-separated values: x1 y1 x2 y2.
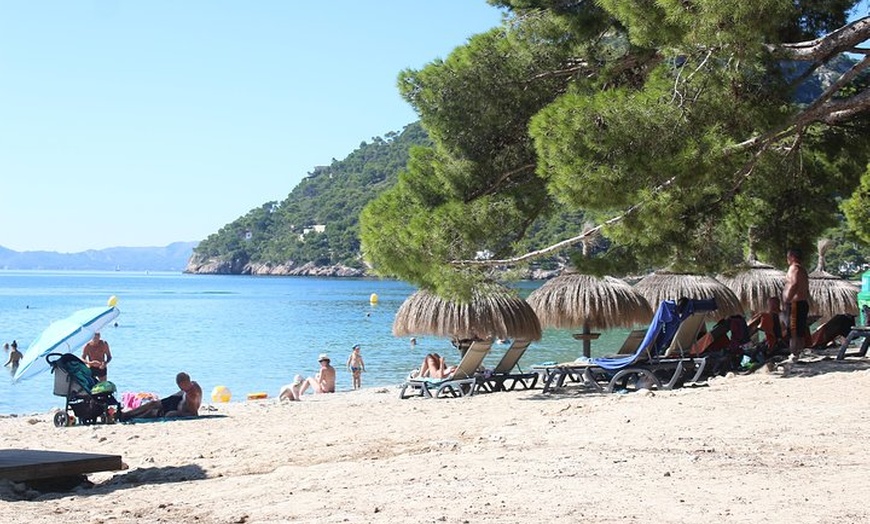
82 332 112 381
297 354 336 396
783 248 810 360
120 372 202 421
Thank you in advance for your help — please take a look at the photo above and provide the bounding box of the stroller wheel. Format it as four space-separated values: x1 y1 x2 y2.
53 411 71 427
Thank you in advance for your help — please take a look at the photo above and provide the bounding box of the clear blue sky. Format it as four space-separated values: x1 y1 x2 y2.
0 1 504 253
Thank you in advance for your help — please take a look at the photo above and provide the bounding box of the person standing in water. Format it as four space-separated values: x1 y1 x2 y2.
5 343 23 374
346 344 366 390
82 332 112 381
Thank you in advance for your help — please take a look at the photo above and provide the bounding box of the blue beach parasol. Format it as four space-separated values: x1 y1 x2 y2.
12 303 120 383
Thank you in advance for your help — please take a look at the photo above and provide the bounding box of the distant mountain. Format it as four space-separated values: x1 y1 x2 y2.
0 242 198 271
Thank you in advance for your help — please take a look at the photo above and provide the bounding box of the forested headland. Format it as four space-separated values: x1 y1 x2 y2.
187 121 590 277
190 2 870 286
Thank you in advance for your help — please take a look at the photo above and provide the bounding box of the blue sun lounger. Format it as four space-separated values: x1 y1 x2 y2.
541 298 716 393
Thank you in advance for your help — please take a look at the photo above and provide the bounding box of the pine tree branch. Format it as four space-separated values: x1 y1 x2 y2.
451 176 677 266
451 17 870 269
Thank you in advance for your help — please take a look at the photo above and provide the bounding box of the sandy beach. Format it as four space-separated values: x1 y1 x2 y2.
2 355 870 524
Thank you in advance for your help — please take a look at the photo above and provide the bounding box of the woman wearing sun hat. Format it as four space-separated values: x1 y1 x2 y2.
297 353 336 396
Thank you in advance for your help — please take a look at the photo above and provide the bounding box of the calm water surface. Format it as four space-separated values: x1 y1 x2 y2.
0 271 633 415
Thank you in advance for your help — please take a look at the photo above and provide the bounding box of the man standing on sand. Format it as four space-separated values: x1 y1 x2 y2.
82 332 112 381
297 354 336 396
783 248 810 361
120 372 202 420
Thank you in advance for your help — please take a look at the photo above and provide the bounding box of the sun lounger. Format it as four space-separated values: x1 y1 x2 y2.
529 329 647 386
616 329 648 355
476 339 538 392
541 299 716 394
836 326 870 360
399 340 493 399
647 312 711 385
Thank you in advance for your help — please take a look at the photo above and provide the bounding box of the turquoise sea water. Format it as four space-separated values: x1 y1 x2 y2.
0 271 634 415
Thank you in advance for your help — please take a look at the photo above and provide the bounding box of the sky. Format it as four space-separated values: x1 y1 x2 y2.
0 1 504 253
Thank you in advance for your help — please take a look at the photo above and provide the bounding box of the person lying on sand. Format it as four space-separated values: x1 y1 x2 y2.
120 372 202 421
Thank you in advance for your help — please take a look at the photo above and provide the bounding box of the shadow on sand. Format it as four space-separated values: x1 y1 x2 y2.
773 352 870 378
0 464 208 501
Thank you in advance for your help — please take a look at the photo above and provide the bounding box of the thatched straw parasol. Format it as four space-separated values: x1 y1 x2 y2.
718 260 785 314
392 283 542 342
634 271 743 317
526 273 652 357
809 239 858 318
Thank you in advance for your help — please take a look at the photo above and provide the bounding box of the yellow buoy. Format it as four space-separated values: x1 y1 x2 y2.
107 295 119 307
211 385 232 403
369 293 379 305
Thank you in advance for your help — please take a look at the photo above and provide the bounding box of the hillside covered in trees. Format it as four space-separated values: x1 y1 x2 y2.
187 123 430 275
187 121 603 277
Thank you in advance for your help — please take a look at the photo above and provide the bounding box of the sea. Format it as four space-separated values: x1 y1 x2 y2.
0 271 633 415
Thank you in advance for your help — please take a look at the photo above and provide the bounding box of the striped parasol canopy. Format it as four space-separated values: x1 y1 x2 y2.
526 272 652 357
809 239 858 318
393 282 542 342
634 270 744 318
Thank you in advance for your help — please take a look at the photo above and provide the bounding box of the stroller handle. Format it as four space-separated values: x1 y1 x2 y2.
45 352 83 365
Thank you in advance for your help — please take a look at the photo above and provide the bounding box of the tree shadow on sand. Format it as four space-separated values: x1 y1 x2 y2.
772 353 870 378
517 352 870 399
0 464 208 501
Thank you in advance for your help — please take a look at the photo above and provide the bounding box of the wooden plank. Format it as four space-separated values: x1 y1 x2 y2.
0 449 123 482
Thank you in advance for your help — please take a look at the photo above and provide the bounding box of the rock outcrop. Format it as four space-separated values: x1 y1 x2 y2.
185 255 365 277
186 255 561 280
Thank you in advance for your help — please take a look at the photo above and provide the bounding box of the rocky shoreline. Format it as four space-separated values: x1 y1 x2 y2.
184 255 561 279
184 256 366 277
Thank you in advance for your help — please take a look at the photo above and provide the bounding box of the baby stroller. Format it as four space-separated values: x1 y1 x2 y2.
46 352 121 427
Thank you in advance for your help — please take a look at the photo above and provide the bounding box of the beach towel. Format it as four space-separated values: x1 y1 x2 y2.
121 391 160 411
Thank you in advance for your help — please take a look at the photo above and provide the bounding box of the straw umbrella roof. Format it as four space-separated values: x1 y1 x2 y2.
634 271 744 317
809 239 858 318
526 272 652 358
717 260 785 314
526 273 652 330
392 283 542 342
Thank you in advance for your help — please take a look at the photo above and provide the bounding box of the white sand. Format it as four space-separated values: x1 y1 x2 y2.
2 356 869 524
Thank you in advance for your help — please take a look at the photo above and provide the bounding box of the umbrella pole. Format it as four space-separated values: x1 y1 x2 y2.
571 324 601 358
583 324 591 358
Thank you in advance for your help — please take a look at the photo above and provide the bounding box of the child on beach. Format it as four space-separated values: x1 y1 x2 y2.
346 344 365 390
279 375 304 401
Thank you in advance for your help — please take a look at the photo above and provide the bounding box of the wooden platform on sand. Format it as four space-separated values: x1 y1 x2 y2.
0 449 123 482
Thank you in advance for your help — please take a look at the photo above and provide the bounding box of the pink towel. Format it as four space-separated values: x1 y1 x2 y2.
121 391 160 411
